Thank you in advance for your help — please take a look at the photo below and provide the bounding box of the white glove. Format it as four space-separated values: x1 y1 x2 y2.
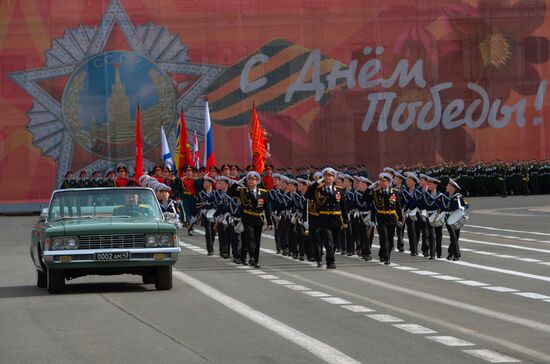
302 221 309 230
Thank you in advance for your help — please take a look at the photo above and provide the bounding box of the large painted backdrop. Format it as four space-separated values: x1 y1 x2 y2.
0 0 549 208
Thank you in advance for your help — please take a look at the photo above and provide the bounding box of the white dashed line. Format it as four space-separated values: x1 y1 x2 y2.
393 324 437 334
319 297 352 305
482 286 519 293
247 270 266 274
427 336 475 347
259 274 279 280
271 279 294 285
463 349 521 363
286 284 311 291
513 292 550 300
473 251 498 255
341 305 375 313
366 314 403 323
412 270 440 276
519 258 541 263
456 280 490 287
433 275 463 281
303 291 331 298
393 266 418 271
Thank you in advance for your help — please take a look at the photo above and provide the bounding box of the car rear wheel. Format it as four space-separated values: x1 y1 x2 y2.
155 266 172 290
37 270 47 288
47 269 65 294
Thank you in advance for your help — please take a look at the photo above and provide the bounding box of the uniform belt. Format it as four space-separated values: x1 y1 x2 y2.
377 210 396 215
319 211 341 215
243 210 263 217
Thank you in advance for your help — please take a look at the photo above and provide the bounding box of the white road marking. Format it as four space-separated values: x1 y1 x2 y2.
259 275 279 280
452 260 550 283
303 291 331 297
427 336 475 347
236 265 251 269
456 280 490 287
341 305 375 313
538 262 550 266
393 324 437 334
247 270 266 275
271 280 294 285
467 224 550 237
459 237 550 254
519 258 541 263
473 251 498 255
463 349 521 363
333 270 550 335
495 255 516 259
173 270 362 364
366 314 403 323
412 270 440 276
393 266 418 271
286 284 311 291
513 292 550 300
482 286 519 293
462 230 550 244
433 275 463 281
320 297 352 305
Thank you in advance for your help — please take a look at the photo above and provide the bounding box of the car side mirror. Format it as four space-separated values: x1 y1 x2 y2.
39 208 48 223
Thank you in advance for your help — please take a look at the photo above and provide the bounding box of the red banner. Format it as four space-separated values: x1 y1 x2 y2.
0 0 548 207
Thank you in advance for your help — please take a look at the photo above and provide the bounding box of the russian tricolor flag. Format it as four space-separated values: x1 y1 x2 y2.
203 98 216 168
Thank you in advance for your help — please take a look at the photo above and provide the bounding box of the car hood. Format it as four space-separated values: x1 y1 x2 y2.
47 217 165 235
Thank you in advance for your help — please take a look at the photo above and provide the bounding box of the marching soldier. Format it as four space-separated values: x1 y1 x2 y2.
392 171 407 252
304 167 348 269
356 177 374 261
213 176 235 259
342 174 356 256
425 176 444 260
443 178 469 261
228 171 273 268
416 174 430 257
198 174 217 256
403 172 420 256
371 173 403 265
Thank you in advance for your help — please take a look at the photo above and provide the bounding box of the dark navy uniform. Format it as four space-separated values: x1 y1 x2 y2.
228 184 272 267
198 189 216 255
372 187 403 264
304 181 348 269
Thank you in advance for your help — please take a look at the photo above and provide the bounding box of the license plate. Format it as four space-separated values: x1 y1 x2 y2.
95 251 130 261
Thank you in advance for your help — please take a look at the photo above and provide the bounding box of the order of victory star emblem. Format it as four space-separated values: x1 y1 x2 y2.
9 0 224 186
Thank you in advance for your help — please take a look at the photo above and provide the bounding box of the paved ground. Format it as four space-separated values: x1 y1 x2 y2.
1 195 550 364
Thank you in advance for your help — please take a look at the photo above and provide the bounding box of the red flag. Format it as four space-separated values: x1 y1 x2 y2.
135 104 143 182
250 103 268 174
175 111 193 177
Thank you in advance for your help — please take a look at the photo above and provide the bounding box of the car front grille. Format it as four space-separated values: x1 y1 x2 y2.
78 234 146 249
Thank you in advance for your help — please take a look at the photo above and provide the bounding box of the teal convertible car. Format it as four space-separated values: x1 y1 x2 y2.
31 187 181 293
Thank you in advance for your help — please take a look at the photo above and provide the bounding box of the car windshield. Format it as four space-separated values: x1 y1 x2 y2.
48 188 162 221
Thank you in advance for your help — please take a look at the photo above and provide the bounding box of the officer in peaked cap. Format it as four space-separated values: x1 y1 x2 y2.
371 172 403 265
228 170 272 268
304 167 348 269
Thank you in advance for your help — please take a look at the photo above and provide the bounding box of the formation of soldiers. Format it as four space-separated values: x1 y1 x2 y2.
60 161 481 269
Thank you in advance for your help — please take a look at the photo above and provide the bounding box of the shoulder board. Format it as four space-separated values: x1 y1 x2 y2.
259 188 267 193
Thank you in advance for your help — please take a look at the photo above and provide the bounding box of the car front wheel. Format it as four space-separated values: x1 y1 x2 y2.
47 269 65 294
155 266 172 290
37 270 47 288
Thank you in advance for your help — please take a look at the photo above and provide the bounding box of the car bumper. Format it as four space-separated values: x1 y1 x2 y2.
42 247 181 270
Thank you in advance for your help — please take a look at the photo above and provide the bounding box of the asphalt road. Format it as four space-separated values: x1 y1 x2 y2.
1 195 550 364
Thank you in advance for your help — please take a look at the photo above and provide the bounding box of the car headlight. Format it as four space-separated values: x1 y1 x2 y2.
65 237 78 249
145 234 158 247
159 234 172 247
52 237 64 250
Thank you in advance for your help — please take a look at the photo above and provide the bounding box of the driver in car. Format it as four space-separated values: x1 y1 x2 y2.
113 194 152 217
